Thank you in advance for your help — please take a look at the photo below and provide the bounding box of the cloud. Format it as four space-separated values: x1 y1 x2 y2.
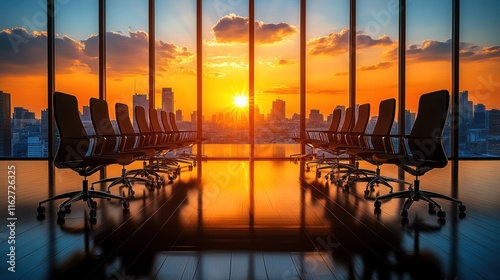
308 28 393 56
0 28 194 76
261 84 299 95
360 61 394 71
212 13 297 45
385 39 500 62
334 72 348 76
266 58 296 67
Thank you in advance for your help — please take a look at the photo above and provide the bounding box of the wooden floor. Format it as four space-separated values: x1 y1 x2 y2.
0 159 499 279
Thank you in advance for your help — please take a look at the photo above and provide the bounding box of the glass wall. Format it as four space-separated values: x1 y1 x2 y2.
459 0 500 157
357 0 398 133
106 0 149 129
254 0 300 157
306 0 349 155
407 0 452 155
55 0 99 135
0 0 48 158
155 0 197 141
201 0 250 157
1 0 500 160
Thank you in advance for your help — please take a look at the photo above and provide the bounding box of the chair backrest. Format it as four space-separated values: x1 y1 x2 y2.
408 90 449 165
160 111 172 132
149 108 167 144
168 111 179 132
90 98 117 154
371 98 396 152
347 103 370 145
115 103 137 151
54 92 90 164
326 108 342 142
335 107 354 145
135 105 154 145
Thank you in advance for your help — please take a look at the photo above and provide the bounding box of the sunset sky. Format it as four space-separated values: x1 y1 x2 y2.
0 0 499 120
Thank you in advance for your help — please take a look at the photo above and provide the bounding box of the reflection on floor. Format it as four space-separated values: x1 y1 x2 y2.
0 159 499 279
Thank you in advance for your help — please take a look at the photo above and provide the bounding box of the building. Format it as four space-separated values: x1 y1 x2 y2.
270 99 286 121
0 91 11 157
162 87 174 114
489 109 500 137
308 109 323 126
405 110 416 134
176 109 183 122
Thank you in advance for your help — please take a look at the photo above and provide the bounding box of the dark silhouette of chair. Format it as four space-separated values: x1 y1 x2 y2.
115 103 164 186
343 98 411 194
168 111 207 161
373 90 466 221
37 92 130 223
290 108 342 163
89 98 154 196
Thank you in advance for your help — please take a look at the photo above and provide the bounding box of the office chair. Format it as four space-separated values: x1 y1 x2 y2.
290 108 342 166
89 98 154 196
373 90 466 221
115 103 165 187
168 111 207 162
343 98 411 194
37 92 130 223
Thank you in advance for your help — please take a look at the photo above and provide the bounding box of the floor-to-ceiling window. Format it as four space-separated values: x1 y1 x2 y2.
357 0 398 134
106 0 149 130
201 0 250 157
55 0 99 135
0 0 48 158
407 0 452 155
253 0 300 158
305 0 350 155
155 0 197 145
459 0 500 157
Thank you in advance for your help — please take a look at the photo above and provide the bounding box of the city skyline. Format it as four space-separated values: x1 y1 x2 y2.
1 1 499 120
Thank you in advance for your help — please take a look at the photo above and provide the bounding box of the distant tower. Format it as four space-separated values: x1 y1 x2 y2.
271 99 286 121
0 91 11 157
175 109 183 122
162 88 174 114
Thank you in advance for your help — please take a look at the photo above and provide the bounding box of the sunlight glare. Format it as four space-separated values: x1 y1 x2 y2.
233 94 248 108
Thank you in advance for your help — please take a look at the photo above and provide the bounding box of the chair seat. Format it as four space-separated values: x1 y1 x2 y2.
55 153 134 169
372 153 447 168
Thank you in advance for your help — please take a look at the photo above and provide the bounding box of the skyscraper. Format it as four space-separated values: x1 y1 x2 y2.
0 91 11 157
175 109 183 122
271 99 286 121
162 87 174 114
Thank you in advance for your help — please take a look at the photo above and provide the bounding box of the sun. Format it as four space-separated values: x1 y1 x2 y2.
233 94 248 108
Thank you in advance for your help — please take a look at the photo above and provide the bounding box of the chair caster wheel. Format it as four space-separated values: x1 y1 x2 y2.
129 189 135 197
400 209 408 218
458 204 466 213
89 217 97 225
37 205 46 214
428 204 436 214
57 217 65 224
92 201 97 209
37 213 46 220
364 189 370 196
89 209 97 219
437 210 446 219
188 166 193 171
122 200 130 209
57 209 66 219
64 205 72 213
374 200 381 208
305 167 310 172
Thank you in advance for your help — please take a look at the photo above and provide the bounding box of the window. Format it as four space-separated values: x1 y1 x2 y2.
0 0 48 158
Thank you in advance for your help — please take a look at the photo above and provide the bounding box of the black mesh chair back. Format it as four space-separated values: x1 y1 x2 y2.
54 92 91 166
371 98 396 152
90 98 117 154
115 103 137 151
408 90 449 166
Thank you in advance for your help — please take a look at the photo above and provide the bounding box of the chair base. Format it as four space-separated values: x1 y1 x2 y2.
92 165 155 197
37 178 129 224
374 178 466 221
